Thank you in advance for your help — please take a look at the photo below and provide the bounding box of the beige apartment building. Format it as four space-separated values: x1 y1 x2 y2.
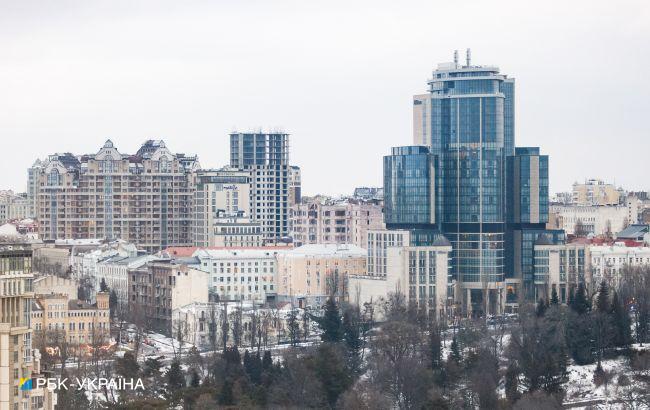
572 179 620 206
35 140 199 253
290 198 384 249
0 243 35 410
31 292 110 346
533 241 591 303
276 244 367 307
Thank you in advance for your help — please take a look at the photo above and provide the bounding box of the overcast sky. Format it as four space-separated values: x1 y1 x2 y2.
1 0 649 196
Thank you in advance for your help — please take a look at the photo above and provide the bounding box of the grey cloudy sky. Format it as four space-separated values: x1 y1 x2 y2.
1 0 649 196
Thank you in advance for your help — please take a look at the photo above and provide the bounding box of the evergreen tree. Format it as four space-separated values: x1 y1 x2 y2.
342 309 363 377
57 372 90 408
571 283 591 315
611 290 632 347
109 290 118 318
287 309 300 346
190 369 200 387
568 286 576 307
536 298 548 317
566 311 594 364
596 280 610 313
218 379 235 405
166 358 186 391
115 351 140 379
243 349 252 376
314 343 352 408
262 350 273 371
100 277 108 292
429 323 442 369
505 362 520 403
250 351 263 384
318 297 343 343
550 287 559 305
450 337 462 364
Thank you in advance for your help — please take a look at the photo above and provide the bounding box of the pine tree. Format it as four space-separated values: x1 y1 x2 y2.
100 278 108 292
109 290 118 318
450 337 462 364
611 291 632 348
166 358 186 391
243 349 252 377
342 309 363 377
550 287 559 305
262 350 273 371
505 362 520 403
568 286 576 307
596 280 610 313
536 298 548 317
318 297 343 343
571 283 591 315
287 309 300 346
218 379 234 405
429 323 442 369
115 351 140 378
190 369 200 387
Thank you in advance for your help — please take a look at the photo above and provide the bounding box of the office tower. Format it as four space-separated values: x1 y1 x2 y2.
412 50 520 314
191 167 253 247
35 140 198 253
230 132 290 240
0 242 34 410
384 146 436 228
506 147 564 303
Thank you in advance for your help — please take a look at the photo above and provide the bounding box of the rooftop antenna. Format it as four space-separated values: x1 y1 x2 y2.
453 50 458 65
466 48 471 66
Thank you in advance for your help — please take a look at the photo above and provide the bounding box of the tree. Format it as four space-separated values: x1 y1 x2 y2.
115 351 140 379
536 298 548 317
429 321 442 369
505 362 521 403
287 308 300 346
109 290 118 319
550 287 559 305
318 297 343 343
571 283 590 315
566 310 594 364
190 369 200 387
596 280 610 313
611 290 632 348
450 337 462 364
342 307 363 377
100 277 108 292
314 343 352 408
166 359 186 392
262 350 273 371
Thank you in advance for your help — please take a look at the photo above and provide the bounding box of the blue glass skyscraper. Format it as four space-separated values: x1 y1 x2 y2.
413 51 514 314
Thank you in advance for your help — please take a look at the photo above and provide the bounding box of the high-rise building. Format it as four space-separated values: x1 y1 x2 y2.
288 166 302 206
35 140 199 253
26 159 44 219
0 242 35 410
191 167 253 247
407 51 561 314
230 132 291 240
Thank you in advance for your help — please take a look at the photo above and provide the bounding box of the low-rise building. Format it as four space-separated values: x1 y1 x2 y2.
96 254 156 306
549 204 628 236
533 242 591 303
128 259 208 335
194 248 283 303
590 242 650 290
211 212 263 248
276 244 367 307
33 275 77 298
31 292 110 346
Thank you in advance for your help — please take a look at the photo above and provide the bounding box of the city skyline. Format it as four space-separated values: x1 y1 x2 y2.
2 0 649 196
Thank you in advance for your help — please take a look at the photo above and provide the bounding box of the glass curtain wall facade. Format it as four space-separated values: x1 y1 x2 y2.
383 146 436 228
422 63 512 290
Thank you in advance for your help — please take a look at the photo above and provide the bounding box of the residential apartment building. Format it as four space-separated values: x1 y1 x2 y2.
230 132 291 240
211 213 263 248
366 229 411 277
128 259 208 335
288 166 302 206
191 167 252 247
33 276 76 299
96 254 156 306
276 244 366 307
290 198 384 249
31 292 110 346
0 243 35 410
194 248 282 303
0 191 29 224
572 179 620 206
549 204 628 236
590 243 650 290
35 140 199 253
